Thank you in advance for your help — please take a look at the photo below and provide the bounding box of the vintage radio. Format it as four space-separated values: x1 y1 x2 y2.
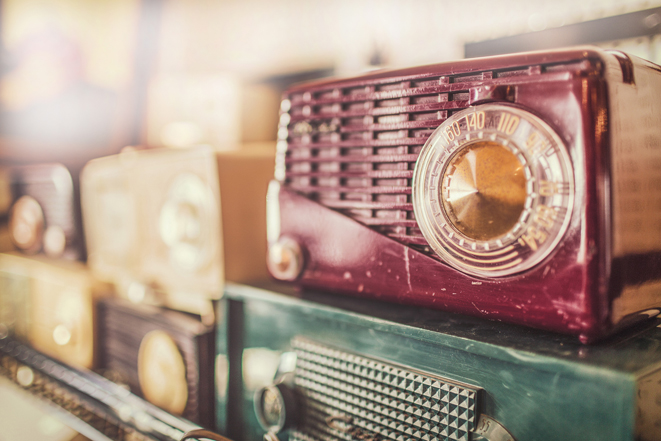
1 163 83 259
0 252 105 369
97 297 215 429
0 336 229 441
266 47 661 342
216 283 661 441
81 145 274 316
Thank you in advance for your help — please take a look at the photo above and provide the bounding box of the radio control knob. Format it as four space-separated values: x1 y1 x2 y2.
53 324 72 346
254 382 298 434
43 225 67 257
16 365 34 387
267 238 303 281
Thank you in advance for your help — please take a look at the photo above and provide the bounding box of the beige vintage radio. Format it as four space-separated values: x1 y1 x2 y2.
0 252 107 369
81 145 274 316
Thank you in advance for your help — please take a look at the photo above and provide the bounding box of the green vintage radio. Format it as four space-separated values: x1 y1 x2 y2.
216 283 661 441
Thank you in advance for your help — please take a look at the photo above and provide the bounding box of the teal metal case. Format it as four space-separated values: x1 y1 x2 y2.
216 283 661 441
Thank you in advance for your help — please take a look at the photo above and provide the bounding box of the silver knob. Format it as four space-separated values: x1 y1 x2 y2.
267 238 303 281
254 382 298 434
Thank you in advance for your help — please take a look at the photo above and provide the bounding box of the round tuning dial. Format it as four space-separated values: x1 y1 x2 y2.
254 381 298 435
412 104 574 278
267 237 304 281
138 330 189 415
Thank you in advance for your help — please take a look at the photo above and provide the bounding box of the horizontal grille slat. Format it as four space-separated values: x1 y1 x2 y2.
289 101 463 122
337 118 451 133
288 185 411 195
286 154 419 164
287 138 428 149
354 218 417 227
289 78 497 105
322 201 413 210
292 338 480 441
285 171 414 179
388 234 429 245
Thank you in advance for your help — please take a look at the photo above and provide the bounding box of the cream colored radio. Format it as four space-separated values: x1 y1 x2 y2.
0 252 106 369
81 145 274 316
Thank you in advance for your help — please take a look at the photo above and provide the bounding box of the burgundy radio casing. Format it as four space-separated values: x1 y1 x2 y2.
267 47 661 343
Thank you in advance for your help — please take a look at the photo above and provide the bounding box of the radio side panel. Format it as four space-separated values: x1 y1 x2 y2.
216 146 275 284
605 53 661 324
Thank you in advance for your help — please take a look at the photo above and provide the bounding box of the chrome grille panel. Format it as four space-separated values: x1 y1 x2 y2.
291 337 481 441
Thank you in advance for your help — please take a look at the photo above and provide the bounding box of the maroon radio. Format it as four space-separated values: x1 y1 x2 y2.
266 47 661 343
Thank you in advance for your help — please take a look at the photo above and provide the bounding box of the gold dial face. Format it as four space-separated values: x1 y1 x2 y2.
442 140 527 241
412 104 574 277
138 330 188 415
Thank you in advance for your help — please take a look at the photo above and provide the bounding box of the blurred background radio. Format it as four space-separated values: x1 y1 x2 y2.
0 252 108 369
97 297 215 429
81 145 274 318
1 163 84 260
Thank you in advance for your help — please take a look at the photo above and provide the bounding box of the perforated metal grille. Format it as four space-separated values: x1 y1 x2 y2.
279 61 590 252
290 338 481 441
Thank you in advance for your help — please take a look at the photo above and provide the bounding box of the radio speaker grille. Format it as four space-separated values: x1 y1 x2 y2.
282 61 590 253
291 338 481 441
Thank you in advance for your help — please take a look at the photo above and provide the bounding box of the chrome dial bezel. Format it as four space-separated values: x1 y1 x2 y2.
412 104 575 278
